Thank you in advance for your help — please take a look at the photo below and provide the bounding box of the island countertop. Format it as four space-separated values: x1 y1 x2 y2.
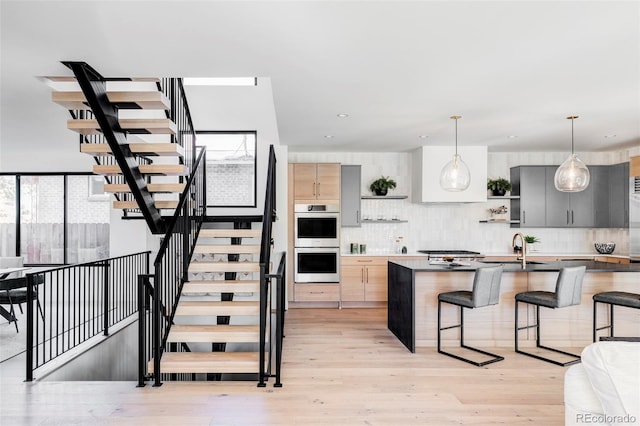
389 259 640 273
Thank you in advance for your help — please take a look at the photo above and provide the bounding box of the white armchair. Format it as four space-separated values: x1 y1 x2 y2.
564 340 640 425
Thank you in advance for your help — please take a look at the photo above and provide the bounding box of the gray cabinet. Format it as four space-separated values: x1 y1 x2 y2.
511 166 546 227
341 165 361 227
608 162 629 228
545 166 594 227
512 162 629 229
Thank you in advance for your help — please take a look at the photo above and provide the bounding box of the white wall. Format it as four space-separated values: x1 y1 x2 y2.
289 147 638 256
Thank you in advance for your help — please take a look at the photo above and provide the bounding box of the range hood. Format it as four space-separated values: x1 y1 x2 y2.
411 146 488 203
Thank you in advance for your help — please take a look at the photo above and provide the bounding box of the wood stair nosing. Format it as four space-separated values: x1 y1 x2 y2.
149 352 261 374
181 280 260 294
194 244 261 254
188 261 260 273
113 200 178 210
53 89 169 110
166 324 260 343
81 143 184 157
67 118 177 135
93 164 188 176
104 183 186 193
175 301 260 316
198 229 262 239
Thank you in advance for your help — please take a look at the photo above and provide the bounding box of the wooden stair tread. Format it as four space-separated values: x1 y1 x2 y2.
167 325 260 343
194 244 260 254
175 301 260 316
189 261 260 273
113 200 178 210
68 118 177 135
149 352 259 374
81 143 184 157
199 229 262 238
93 164 188 176
182 280 260 294
104 183 186 193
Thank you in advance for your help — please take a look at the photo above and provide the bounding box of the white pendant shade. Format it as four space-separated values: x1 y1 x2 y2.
554 115 590 193
554 153 590 192
440 154 471 191
440 115 471 192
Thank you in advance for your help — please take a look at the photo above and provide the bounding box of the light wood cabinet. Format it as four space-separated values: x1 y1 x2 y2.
341 256 388 302
295 283 340 302
293 163 340 202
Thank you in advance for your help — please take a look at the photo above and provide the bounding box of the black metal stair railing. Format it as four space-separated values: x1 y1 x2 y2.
137 148 206 387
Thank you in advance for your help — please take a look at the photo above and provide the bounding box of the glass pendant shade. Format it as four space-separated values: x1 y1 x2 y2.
440 154 471 191
554 153 590 192
554 115 590 192
440 115 471 192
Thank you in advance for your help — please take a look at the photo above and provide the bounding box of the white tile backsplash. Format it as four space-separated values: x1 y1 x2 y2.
289 150 632 256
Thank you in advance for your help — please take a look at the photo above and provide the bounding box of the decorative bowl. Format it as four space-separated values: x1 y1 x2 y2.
594 243 616 254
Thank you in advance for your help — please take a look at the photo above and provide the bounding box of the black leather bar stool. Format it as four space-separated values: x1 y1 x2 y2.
592 291 640 342
515 265 586 367
437 265 504 366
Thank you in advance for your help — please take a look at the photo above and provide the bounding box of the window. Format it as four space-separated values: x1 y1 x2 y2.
0 173 110 265
197 131 257 208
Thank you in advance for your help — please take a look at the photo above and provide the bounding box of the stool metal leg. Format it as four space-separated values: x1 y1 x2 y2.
438 300 504 367
515 301 580 367
593 301 616 342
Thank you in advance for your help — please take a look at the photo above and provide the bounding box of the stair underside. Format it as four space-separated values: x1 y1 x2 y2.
104 183 186 193
189 261 260 273
81 143 184 157
175 301 260 316
113 200 178 210
93 164 188 176
68 118 177 135
52 90 170 110
198 229 262 239
194 244 260 254
167 325 260 343
182 280 260 294
149 352 260 374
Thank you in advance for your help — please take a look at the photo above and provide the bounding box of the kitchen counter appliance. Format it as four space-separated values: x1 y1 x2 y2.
630 172 640 262
294 203 341 282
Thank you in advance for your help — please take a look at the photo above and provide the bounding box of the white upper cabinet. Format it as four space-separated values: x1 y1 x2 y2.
411 146 488 203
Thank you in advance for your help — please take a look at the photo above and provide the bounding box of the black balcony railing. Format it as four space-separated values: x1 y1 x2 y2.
25 251 150 381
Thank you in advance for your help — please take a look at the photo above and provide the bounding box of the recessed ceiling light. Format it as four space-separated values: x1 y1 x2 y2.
604 134 617 139
324 135 334 139
508 135 519 139
337 113 349 118
418 135 429 139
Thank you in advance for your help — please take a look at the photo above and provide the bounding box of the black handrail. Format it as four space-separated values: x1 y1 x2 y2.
138 147 206 386
25 251 151 381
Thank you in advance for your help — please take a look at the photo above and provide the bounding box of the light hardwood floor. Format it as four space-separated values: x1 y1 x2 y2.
0 308 566 425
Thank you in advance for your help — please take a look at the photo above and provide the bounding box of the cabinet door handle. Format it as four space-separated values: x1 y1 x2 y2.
365 268 369 283
312 182 316 196
567 210 570 225
317 182 320 196
571 210 574 224
522 211 526 224
361 268 364 283
356 210 360 224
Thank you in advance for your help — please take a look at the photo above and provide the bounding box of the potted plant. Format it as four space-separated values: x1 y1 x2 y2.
524 235 540 253
369 176 397 196
487 177 512 196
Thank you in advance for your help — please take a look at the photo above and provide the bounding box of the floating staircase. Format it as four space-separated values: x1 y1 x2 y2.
45 68 187 224
151 227 267 377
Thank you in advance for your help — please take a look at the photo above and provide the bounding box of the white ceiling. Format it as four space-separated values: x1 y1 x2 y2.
1 0 639 154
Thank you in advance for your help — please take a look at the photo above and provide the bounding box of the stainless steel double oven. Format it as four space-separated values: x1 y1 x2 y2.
294 204 340 283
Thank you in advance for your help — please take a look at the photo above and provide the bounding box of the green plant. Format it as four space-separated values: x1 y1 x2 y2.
369 176 397 193
487 177 512 192
524 235 540 244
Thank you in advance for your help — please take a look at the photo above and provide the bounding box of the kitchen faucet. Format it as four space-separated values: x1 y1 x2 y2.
512 232 527 269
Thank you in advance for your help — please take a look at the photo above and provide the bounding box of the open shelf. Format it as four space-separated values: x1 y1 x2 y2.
361 195 408 200
487 195 520 199
479 219 520 224
362 219 408 223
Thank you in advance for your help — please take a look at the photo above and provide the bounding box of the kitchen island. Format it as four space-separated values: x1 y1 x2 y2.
388 260 640 352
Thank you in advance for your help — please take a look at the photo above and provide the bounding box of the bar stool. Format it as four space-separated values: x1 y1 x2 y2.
437 265 504 366
515 265 586 366
593 291 640 342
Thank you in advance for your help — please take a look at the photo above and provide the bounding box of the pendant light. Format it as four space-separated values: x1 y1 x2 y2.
440 115 470 191
554 115 590 192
